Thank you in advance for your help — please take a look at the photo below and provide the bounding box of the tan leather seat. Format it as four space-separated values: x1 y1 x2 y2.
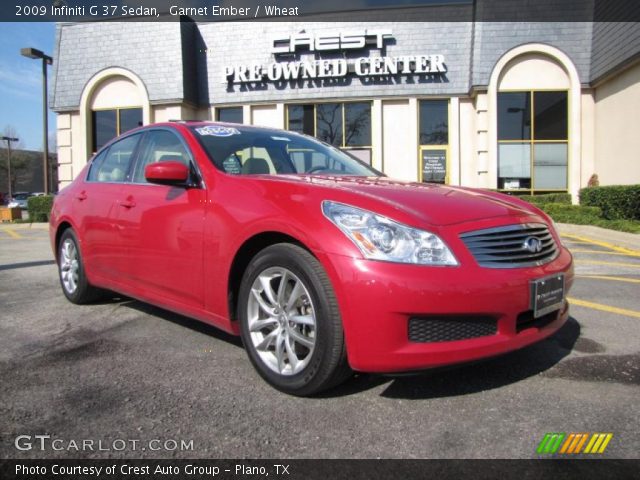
241 157 270 175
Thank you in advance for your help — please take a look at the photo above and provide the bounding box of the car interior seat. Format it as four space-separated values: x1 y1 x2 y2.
110 167 125 182
241 157 271 175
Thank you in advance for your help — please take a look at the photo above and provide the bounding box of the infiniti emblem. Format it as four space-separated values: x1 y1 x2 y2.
523 236 543 253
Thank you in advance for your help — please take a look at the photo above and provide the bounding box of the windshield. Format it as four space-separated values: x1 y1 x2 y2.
190 125 381 177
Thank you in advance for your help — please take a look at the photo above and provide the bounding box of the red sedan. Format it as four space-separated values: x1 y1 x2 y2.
50 122 573 395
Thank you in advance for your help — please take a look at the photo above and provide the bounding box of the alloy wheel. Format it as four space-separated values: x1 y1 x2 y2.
59 238 79 295
246 267 317 376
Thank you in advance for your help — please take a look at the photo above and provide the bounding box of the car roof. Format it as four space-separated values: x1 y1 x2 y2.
160 120 294 134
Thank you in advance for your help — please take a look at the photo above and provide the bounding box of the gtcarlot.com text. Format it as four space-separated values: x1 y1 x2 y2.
14 435 193 452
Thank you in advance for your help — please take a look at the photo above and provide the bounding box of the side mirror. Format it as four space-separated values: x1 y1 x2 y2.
145 161 190 186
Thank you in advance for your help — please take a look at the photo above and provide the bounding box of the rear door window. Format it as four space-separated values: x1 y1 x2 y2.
91 134 141 183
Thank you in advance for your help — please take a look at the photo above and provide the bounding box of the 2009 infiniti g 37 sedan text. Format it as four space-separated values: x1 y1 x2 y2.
50 122 573 395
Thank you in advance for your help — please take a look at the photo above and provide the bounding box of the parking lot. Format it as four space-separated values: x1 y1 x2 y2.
1 223 638 459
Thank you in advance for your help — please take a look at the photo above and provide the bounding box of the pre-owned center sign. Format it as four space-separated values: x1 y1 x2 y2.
224 30 447 84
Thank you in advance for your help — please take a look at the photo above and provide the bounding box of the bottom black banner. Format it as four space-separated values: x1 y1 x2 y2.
0 459 638 480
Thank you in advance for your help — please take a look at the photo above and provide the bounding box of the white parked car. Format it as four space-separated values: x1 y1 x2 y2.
7 192 34 209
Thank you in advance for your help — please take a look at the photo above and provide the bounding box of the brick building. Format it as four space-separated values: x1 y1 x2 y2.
50 3 640 201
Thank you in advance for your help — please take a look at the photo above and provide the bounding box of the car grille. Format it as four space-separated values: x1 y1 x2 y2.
459 223 558 268
408 316 497 343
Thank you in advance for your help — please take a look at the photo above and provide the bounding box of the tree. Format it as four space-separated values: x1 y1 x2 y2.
48 130 57 154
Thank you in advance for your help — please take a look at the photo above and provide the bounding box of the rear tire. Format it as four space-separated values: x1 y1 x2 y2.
238 243 351 396
57 229 104 304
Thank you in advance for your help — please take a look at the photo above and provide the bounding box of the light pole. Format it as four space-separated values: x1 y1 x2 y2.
2 136 19 201
20 47 53 194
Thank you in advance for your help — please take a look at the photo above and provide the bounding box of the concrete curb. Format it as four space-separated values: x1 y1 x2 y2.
557 223 640 252
0 223 49 230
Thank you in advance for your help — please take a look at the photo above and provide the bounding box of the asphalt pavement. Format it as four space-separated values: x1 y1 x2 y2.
0 223 638 459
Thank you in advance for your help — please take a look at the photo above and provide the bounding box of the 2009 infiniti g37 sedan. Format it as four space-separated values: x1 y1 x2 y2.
50 121 573 395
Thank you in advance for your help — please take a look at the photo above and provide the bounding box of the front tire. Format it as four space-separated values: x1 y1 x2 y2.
57 228 103 304
238 243 351 396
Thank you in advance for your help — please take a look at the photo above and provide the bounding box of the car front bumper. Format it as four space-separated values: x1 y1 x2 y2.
319 246 574 373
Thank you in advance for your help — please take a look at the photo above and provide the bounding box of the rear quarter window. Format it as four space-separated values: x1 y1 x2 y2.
86 149 108 182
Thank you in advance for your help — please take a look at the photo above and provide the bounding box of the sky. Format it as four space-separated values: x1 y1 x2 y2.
0 22 56 152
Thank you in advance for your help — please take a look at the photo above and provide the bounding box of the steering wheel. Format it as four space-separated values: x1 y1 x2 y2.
307 166 330 174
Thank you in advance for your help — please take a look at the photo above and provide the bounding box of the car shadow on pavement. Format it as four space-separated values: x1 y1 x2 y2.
102 297 244 348
378 317 581 399
322 317 581 399
93 296 581 399
0 259 55 271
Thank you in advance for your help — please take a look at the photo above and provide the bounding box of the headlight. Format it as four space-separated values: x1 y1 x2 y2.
322 201 458 266
550 219 566 247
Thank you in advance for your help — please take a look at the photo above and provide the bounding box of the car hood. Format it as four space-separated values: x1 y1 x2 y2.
271 175 536 226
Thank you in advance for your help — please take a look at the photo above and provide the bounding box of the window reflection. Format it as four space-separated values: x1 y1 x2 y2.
287 102 372 164
91 107 142 153
497 91 568 192
345 103 371 147
92 110 116 152
498 93 531 141
316 103 343 147
288 105 314 136
419 100 449 145
119 109 142 135
534 92 567 140
216 107 243 124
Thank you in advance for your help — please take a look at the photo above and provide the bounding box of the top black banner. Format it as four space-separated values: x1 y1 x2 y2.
5 0 640 22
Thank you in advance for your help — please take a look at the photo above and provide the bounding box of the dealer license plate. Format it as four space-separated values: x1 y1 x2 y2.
531 274 565 318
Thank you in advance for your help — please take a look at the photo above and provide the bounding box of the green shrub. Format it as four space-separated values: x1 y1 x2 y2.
518 193 572 205
537 202 640 233
27 194 54 222
591 219 640 234
579 185 640 220
538 203 602 223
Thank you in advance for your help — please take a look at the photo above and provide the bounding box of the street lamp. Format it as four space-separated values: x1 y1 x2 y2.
20 47 53 194
2 136 19 201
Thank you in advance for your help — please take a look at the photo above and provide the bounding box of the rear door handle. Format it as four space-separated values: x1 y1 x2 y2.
120 197 136 209
75 191 87 201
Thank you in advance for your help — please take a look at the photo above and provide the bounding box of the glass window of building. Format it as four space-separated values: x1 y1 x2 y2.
419 100 449 145
216 107 243 124
316 103 343 147
91 107 142 153
497 92 531 141
344 103 372 147
287 105 314 136
498 91 568 192
419 100 450 184
286 102 372 164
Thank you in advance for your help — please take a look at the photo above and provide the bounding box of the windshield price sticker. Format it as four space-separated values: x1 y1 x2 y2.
195 126 241 137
